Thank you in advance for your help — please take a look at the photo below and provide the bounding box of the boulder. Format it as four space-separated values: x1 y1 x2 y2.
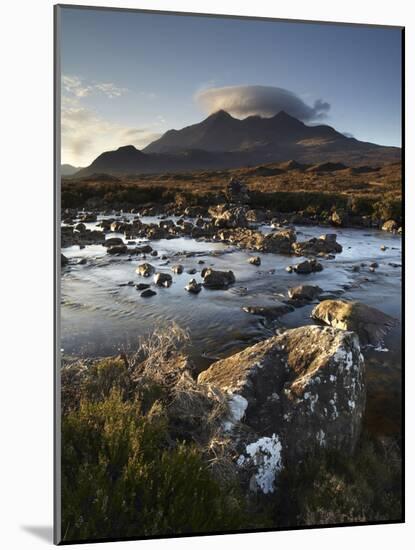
185 278 202 294
140 289 157 298
135 244 153 254
294 259 323 274
248 256 261 266
382 219 399 232
330 209 348 227
288 285 323 301
202 268 236 289
104 237 124 247
242 304 294 318
135 263 155 277
198 325 365 494
107 244 128 255
154 272 173 287
217 227 296 254
311 299 398 347
209 205 248 228
292 234 342 256
75 222 86 232
171 264 184 274
135 283 150 290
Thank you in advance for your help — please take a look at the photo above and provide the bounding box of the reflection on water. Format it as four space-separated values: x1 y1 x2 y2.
61 215 402 435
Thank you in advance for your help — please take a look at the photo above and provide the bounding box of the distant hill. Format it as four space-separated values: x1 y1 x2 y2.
61 164 83 176
76 110 401 177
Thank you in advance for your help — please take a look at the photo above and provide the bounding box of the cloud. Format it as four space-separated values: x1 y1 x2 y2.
61 102 161 166
60 75 161 165
195 85 330 121
62 75 128 99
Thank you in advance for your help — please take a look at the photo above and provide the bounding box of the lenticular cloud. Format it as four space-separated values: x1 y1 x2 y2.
196 85 330 121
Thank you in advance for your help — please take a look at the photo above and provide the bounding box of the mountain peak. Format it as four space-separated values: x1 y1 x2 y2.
117 145 139 152
205 109 234 121
273 110 299 121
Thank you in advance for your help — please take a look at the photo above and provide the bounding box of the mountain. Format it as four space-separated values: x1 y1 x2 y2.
143 110 341 154
75 111 401 177
61 164 83 176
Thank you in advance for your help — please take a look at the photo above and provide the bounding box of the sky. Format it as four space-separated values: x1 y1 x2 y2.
59 6 402 167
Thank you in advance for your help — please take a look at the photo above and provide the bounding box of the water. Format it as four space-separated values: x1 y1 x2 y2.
61 215 402 435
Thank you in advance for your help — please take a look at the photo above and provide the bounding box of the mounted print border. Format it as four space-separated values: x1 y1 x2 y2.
54 4 405 545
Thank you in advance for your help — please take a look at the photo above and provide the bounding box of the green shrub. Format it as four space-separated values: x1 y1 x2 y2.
61 390 247 542
373 198 402 222
272 436 402 527
249 191 348 214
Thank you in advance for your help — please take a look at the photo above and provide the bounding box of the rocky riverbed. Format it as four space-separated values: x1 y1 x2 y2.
61 208 402 444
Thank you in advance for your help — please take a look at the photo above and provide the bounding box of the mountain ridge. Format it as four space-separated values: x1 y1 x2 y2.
73 110 401 177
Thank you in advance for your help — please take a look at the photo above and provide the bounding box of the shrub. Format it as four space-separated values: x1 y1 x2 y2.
372 198 402 222
61 390 247 542
249 191 348 214
272 435 402 527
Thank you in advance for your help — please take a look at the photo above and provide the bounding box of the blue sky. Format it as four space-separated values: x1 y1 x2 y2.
60 6 402 166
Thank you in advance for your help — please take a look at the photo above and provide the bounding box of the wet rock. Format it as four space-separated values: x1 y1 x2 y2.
294 259 323 274
218 227 296 254
107 244 128 255
150 250 158 257
382 219 399 232
77 258 87 265
136 244 153 254
242 304 294 318
248 256 261 266
330 209 348 227
311 299 398 347
75 222 86 232
135 263 155 277
292 234 342 256
154 272 173 287
369 262 379 269
110 221 126 232
104 237 124 247
80 213 97 223
246 209 266 223
135 283 150 290
209 205 248 228
140 289 157 298
202 268 236 289
185 278 202 294
285 265 293 273
198 325 365 493
61 253 69 266
186 268 197 275
288 285 323 301
380 245 388 251
171 264 184 274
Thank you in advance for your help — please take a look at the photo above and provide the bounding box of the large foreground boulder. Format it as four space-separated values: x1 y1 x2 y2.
311 299 398 347
198 325 365 494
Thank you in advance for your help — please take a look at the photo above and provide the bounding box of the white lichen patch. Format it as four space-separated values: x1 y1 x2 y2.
303 392 319 413
237 434 283 494
316 429 326 447
223 394 248 432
